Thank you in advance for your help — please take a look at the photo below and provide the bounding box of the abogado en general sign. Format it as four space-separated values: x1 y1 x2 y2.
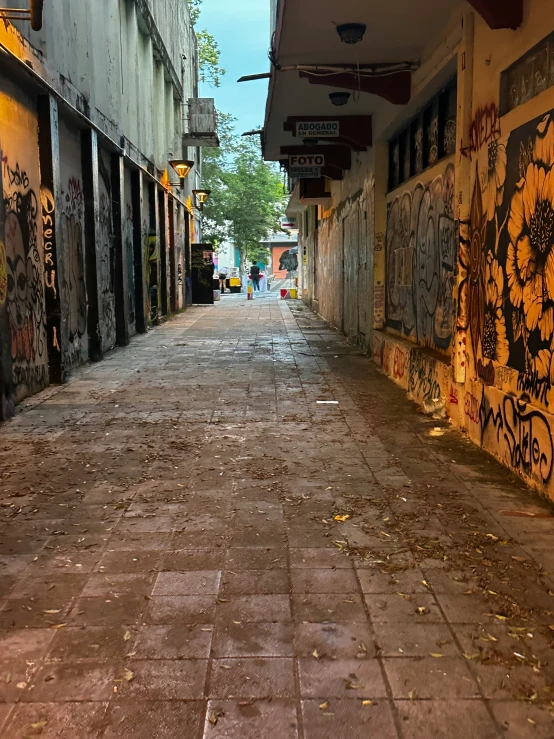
289 154 325 179
296 121 339 138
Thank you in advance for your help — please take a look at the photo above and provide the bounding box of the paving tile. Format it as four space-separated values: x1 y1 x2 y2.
289 547 353 568
298 658 387 699
294 622 376 659
220 570 289 594
153 571 221 596
373 622 460 657
225 548 287 570
395 699 499 739
144 596 217 625
491 701 554 737
7 573 88 600
66 597 146 626
208 658 295 699
96 550 163 573
357 568 427 594
162 550 225 571
365 593 444 623
203 699 298 738
133 625 213 659
0 628 56 661
383 657 478 699
212 623 294 657
116 660 207 700
0 702 108 739
23 662 117 702
292 593 368 622
216 595 291 623
0 660 42 701
290 568 359 593
47 626 136 662
103 701 205 739
301 699 398 739
81 573 155 597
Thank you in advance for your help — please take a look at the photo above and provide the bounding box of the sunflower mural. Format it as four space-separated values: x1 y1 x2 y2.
473 110 554 400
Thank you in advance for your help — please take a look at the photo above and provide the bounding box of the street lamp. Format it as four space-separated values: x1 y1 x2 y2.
169 159 194 188
193 189 211 211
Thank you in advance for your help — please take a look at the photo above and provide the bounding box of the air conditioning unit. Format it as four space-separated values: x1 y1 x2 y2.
183 98 219 147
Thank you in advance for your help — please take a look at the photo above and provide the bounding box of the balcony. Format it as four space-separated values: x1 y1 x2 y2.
183 98 219 147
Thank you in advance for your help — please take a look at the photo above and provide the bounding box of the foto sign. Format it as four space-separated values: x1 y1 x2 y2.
296 120 339 138
289 153 325 179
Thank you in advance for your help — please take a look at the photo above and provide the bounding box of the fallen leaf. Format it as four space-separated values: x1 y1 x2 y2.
312 649 320 659
334 515 350 522
512 556 527 563
30 721 48 730
408 689 417 700
464 653 481 660
344 680 363 690
362 700 373 706
123 631 132 641
429 653 444 658
3 673 11 684
220 665 232 670
494 614 508 621
319 701 329 710
124 669 135 682
43 610 61 615
209 711 218 726
50 623 67 630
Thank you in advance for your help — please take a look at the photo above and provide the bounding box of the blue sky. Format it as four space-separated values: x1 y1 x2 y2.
197 0 270 135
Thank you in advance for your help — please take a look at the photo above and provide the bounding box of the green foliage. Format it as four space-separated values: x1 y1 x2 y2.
187 0 202 25
196 31 226 88
187 0 226 88
201 114 287 265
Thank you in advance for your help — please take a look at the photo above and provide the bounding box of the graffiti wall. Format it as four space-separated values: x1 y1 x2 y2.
386 160 456 354
59 117 88 367
0 82 48 401
123 168 136 335
98 150 116 351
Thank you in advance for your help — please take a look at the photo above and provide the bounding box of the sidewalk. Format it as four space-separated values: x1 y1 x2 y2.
0 292 553 738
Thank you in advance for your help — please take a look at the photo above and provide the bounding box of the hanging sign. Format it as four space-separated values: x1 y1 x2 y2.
296 121 339 138
289 154 325 178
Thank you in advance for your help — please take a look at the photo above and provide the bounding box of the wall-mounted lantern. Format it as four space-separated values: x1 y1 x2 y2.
193 189 211 211
329 91 350 106
336 23 366 44
169 159 194 188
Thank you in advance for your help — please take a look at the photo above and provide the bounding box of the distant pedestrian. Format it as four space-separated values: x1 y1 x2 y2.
218 270 227 293
250 262 261 291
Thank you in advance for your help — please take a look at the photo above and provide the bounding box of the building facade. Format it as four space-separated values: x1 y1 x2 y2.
0 0 212 416
264 0 554 501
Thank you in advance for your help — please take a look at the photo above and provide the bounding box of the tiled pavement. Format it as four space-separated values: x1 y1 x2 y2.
1 292 554 738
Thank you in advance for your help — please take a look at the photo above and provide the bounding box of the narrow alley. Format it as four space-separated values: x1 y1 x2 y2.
0 294 554 738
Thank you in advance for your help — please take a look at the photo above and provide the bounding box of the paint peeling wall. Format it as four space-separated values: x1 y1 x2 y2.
385 159 456 356
0 76 48 402
59 116 88 369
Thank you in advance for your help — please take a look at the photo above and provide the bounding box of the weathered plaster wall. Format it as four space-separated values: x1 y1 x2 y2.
385 158 456 356
59 116 88 368
0 77 48 401
123 167 136 336
98 150 116 352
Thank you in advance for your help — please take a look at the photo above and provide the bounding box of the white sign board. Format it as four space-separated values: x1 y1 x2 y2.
290 166 321 178
296 121 339 138
289 154 325 179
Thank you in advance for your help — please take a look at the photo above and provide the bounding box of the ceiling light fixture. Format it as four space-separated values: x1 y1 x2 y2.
329 91 350 106
336 23 367 44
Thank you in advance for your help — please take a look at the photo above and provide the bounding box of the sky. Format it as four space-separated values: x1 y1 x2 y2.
197 0 271 136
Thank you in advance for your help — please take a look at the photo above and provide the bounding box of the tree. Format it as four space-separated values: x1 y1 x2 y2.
201 115 287 266
187 0 226 88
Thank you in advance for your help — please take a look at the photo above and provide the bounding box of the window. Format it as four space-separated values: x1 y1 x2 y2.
500 32 554 115
388 78 457 191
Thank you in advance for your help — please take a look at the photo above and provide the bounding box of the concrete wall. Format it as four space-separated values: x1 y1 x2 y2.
298 0 554 501
0 0 200 409
0 76 48 402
